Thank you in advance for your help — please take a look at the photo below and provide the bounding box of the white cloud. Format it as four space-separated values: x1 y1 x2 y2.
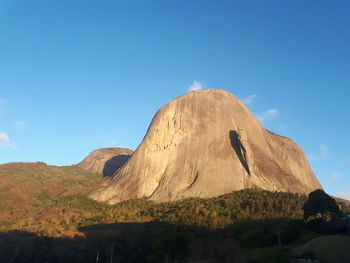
257 109 280 123
187 81 202 92
326 172 340 181
0 132 10 145
0 132 15 148
335 192 350 200
240 94 257 105
307 144 327 161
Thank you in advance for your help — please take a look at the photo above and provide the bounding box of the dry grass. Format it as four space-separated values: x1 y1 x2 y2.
0 162 104 230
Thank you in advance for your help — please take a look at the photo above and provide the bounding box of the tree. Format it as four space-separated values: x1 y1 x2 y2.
303 189 342 221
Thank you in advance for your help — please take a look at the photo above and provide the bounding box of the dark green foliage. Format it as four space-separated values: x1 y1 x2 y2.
240 228 267 248
248 248 289 263
303 189 343 221
149 190 306 229
57 195 106 212
280 220 316 245
151 231 190 260
301 250 316 260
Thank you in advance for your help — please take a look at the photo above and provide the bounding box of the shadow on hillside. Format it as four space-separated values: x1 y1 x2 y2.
102 155 131 177
0 218 295 263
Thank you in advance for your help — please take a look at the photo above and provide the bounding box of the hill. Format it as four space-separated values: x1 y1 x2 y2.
77 147 133 177
333 196 350 206
0 162 104 231
0 188 349 262
0 160 348 263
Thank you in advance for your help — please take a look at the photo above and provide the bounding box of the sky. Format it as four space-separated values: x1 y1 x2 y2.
0 0 349 200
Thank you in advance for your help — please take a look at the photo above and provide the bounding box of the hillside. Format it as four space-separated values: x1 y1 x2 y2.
0 160 348 263
0 162 105 231
333 196 350 206
0 187 348 262
77 147 133 177
0 189 309 262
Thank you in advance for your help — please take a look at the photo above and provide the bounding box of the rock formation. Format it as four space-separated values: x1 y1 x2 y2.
77 148 132 177
90 89 322 204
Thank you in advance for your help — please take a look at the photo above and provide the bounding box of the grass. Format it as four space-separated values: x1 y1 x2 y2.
0 162 105 231
0 200 6 211
292 235 350 263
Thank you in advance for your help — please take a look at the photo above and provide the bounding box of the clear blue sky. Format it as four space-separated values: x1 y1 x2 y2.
0 0 349 199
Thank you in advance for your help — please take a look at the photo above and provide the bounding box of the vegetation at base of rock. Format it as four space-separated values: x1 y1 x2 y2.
3 190 308 236
0 188 349 262
0 163 349 262
1 182 348 239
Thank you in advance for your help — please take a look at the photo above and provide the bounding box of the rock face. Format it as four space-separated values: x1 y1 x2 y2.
78 148 133 177
90 89 322 204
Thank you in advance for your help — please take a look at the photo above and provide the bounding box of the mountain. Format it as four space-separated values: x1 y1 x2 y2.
77 147 133 177
333 196 350 206
90 89 322 204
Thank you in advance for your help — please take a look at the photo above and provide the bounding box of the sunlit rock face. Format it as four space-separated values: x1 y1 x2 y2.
90 89 322 204
77 148 132 177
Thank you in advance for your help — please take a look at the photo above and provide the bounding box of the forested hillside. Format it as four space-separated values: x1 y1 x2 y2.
0 163 349 262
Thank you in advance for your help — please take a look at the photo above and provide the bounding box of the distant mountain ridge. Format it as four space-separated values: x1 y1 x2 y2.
0 162 103 227
90 89 322 204
333 196 350 206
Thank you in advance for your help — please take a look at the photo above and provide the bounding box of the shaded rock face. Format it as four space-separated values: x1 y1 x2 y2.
90 89 322 204
77 148 133 177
